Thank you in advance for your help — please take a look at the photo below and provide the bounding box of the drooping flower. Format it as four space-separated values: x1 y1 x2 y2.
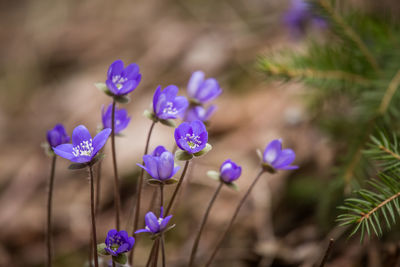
185 105 216 122
104 229 135 257
219 159 242 183
174 120 208 154
153 85 188 120
263 139 298 170
187 71 222 104
137 146 180 181
284 0 326 38
135 207 173 235
53 125 111 163
47 124 70 147
101 103 131 134
106 59 142 96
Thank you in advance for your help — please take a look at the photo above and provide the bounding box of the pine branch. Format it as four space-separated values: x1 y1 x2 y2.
379 69 400 114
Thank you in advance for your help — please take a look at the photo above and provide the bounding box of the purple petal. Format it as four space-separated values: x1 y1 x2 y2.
69 155 92 163
145 212 160 233
195 78 221 102
152 86 162 114
92 128 111 156
272 149 296 169
162 85 179 100
127 237 135 249
135 228 150 234
53 144 74 160
119 80 137 95
152 146 168 157
160 215 173 231
173 96 189 117
107 60 124 78
116 243 129 254
158 152 174 180
72 125 92 147
123 63 140 80
142 155 159 179
187 71 204 98
106 229 118 245
263 139 282 164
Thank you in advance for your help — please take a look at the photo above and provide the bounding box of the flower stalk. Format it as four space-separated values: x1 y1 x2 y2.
165 160 190 215
111 100 121 230
205 169 265 267
46 154 57 267
88 165 99 267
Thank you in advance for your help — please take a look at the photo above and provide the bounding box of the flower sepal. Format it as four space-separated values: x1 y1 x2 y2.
193 143 212 157
159 119 176 128
112 253 128 265
207 170 220 181
225 181 239 191
147 178 178 186
175 150 194 161
113 95 130 104
97 243 109 256
95 82 114 97
261 163 277 174
41 142 55 157
149 224 176 240
189 98 202 106
143 109 158 122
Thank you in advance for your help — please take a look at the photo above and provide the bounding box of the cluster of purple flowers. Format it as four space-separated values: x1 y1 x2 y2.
45 58 299 267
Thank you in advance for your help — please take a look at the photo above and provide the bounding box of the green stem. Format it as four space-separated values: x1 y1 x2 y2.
111 100 121 230
46 155 57 267
129 121 157 265
165 160 190 216
188 181 223 267
205 169 265 267
88 165 99 267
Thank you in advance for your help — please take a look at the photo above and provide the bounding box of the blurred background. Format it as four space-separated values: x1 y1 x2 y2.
1 0 400 266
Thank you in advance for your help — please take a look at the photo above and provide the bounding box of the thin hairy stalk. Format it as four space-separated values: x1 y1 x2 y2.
160 184 164 211
88 165 99 267
95 158 102 216
188 181 223 267
89 232 93 267
148 188 159 213
319 238 334 267
357 191 400 223
129 120 157 265
152 239 160 267
146 241 158 267
112 261 116 267
318 0 380 73
161 235 166 267
165 160 190 216
111 100 121 230
379 69 400 114
205 170 265 267
46 155 57 267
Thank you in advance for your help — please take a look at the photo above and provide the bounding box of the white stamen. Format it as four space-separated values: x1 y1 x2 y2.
72 139 94 157
162 102 178 115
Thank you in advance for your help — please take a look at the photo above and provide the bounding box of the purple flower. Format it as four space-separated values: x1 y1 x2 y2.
47 124 70 147
137 146 180 181
153 85 188 120
263 139 298 170
135 207 173 235
104 229 135 257
220 159 242 183
102 103 131 134
284 0 326 38
187 71 222 104
185 105 216 122
174 120 208 154
106 59 142 96
53 125 111 163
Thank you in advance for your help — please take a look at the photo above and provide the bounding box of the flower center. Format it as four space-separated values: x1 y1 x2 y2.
109 235 123 251
162 102 178 115
72 139 94 157
112 75 128 90
184 133 201 149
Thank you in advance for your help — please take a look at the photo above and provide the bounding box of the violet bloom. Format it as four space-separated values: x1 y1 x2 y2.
187 71 222 104
284 0 326 38
174 120 208 154
47 124 70 147
102 103 131 134
135 207 173 235
220 159 242 183
185 105 216 122
153 85 188 120
53 125 111 163
263 139 298 170
137 146 180 181
106 59 141 96
104 229 135 257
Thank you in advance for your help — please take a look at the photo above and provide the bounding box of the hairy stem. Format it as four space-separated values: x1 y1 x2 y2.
160 184 164 213
95 157 102 216
129 120 157 265
146 240 158 267
165 160 190 216
188 181 223 267
46 155 57 267
111 100 121 230
205 170 265 267
89 165 99 267
152 239 160 267
161 235 166 267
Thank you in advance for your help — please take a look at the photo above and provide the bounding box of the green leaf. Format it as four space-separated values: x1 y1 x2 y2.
114 95 130 104
97 243 108 256
159 119 176 128
225 182 240 191
68 162 88 170
175 150 193 161
95 83 113 96
147 179 163 185
165 178 178 185
112 253 127 265
143 109 157 122
207 170 220 181
193 143 212 157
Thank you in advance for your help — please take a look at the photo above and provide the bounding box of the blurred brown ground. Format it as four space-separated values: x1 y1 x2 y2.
1 0 397 267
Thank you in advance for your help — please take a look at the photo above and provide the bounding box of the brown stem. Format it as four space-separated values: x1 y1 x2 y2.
46 155 57 267
111 100 121 230
205 169 265 267
152 239 160 267
146 240 158 267
95 157 102 216
165 160 190 216
160 184 164 214
89 165 99 267
129 120 157 265
319 238 334 267
188 181 223 267
161 235 166 267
